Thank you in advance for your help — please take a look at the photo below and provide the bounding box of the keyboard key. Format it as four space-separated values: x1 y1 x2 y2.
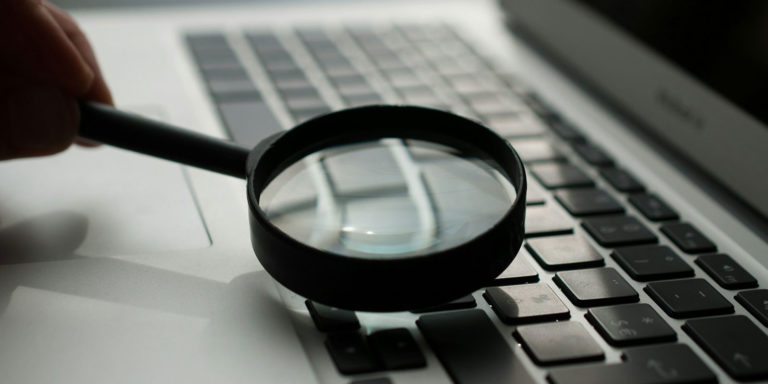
485 113 547 138
186 33 229 49
599 167 645 193
509 138 565 163
629 194 679 221
554 268 638 307
573 142 614 166
555 188 624 216
351 378 391 384
526 234 604 271
548 343 716 384
644 279 733 318
586 303 676 346
325 332 378 374
291 106 332 123
547 120 585 142
207 78 261 99
524 93 559 121
582 216 657 247
660 223 717 254
695 253 757 289
410 295 476 314
514 321 604 365
736 289 768 327
683 315 768 381
491 248 539 285
367 328 426 370
284 96 328 111
216 100 283 147
524 205 573 237
467 93 523 116
611 245 693 281
306 301 360 332
417 310 536 384
525 177 547 205
484 283 570 324
530 163 594 189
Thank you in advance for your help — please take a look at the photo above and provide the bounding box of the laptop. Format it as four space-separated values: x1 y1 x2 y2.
1 0 766 382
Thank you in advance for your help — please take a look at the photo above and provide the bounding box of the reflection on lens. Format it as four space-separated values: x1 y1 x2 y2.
258 139 516 259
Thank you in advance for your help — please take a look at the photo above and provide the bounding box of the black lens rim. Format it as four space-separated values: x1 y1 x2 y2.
246 105 526 311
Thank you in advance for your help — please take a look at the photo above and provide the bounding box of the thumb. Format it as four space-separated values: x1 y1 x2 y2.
0 85 79 160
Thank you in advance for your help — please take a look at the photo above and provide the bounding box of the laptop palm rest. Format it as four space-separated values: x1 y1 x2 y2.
0 144 211 256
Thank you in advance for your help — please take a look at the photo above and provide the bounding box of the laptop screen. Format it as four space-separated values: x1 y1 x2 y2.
575 0 768 128
504 0 768 219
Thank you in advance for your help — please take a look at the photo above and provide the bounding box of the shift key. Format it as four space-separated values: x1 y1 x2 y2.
417 310 535 384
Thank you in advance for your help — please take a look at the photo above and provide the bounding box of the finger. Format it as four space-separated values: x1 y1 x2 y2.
0 0 94 96
43 1 113 105
0 81 79 160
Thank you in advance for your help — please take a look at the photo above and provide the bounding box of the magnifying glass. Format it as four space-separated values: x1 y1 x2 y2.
78 102 526 312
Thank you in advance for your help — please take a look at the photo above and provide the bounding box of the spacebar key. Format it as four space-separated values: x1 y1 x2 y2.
417 309 535 384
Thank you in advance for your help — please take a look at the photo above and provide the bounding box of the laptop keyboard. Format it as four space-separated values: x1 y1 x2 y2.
185 24 768 383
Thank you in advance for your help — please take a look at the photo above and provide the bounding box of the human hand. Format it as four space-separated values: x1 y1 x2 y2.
0 0 112 161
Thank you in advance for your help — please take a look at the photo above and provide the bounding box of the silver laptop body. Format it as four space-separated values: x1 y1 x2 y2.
0 0 766 383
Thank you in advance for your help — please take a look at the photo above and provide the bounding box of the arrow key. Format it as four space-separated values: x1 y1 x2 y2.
683 315 768 381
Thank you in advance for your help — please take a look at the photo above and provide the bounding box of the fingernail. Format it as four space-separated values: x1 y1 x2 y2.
6 86 78 152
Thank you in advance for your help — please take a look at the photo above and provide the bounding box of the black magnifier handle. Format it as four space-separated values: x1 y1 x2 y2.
78 101 250 179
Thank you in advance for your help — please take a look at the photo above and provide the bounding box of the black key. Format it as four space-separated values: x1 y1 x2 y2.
484 283 570 324
554 268 638 306
611 245 693 281
351 379 391 384
683 315 768 381
629 194 679 221
696 253 757 289
491 248 539 285
582 216 657 247
645 278 733 318
367 328 426 370
586 303 676 346
526 234 604 271
514 321 604 365
325 332 378 374
524 205 573 237
524 93 559 121
660 223 717 254
599 167 644 193
548 343 716 384
417 310 536 384
509 138 565 163
555 188 624 216
736 289 768 327
216 100 283 147
547 120 585 142
306 301 360 332
573 142 614 166
410 295 476 314
530 163 594 189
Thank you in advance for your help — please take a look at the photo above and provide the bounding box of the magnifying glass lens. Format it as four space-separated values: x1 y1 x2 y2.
259 138 516 259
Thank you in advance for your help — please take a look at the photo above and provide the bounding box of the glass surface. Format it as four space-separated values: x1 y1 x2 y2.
259 139 516 259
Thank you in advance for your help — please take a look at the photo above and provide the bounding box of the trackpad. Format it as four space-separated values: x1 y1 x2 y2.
0 144 211 256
